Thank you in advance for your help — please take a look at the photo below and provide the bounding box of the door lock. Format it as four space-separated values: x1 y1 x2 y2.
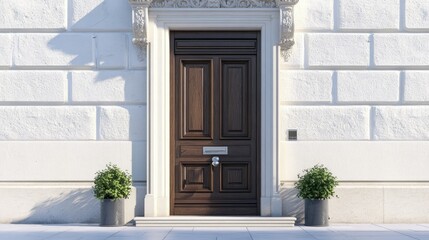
212 156 220 167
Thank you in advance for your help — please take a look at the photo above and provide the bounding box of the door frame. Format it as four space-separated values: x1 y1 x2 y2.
169 31 261 215
144 8 283 217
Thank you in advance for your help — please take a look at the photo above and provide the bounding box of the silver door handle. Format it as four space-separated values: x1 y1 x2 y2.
212 156 220 167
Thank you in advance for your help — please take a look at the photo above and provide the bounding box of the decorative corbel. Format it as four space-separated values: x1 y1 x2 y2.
276 0 299 61
129 0 153 49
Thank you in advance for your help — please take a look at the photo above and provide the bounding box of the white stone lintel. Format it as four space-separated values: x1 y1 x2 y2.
128 0 299 62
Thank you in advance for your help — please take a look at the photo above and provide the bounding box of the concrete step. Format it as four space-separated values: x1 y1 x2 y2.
134 216 296 227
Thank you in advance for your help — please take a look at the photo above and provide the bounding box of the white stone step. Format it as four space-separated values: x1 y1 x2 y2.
134 216 296 227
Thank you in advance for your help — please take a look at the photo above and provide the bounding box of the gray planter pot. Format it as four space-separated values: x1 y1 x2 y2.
304 199 329 226
100 199 125 226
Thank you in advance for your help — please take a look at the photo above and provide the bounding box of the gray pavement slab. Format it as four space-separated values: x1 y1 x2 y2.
0 224 429 240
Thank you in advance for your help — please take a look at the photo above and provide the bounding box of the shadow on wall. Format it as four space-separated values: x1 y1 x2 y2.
132 142 147 217
13 189 100 224
46 1 133 68
47 1 141 81
12 186 145 224
280 187 305 225
40 0 147 222
47 0 148 158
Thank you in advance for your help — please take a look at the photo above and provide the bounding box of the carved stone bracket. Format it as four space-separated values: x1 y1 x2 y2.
130 0 152 49
129 0 299 61
276 0 299 61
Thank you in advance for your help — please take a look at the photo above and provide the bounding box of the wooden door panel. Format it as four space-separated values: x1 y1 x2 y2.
179 145 251 157
180 162 213 192
220 59 254 139
173 205 258 216
220 162 250 192
180 60 213 139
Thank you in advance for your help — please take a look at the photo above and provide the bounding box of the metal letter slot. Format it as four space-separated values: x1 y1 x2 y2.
203 146 228 155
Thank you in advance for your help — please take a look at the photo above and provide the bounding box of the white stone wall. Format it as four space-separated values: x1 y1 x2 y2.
280 0 429 223
0 0 146 223
1 0 429 224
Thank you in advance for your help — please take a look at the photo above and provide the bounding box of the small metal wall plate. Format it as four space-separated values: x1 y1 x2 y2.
288 129 297 141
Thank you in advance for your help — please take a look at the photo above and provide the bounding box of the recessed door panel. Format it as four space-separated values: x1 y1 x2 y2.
180 60 212 139
171 31 260 216
181 162 213 192
221 59 254 139
220 162 250 192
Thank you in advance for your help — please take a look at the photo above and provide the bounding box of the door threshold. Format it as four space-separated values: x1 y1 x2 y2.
134 216 296 227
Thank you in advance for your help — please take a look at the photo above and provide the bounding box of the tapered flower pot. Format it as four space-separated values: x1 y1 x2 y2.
100 199 125 226
305 199 329 226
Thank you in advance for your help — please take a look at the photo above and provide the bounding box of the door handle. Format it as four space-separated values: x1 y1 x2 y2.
212 156 220 167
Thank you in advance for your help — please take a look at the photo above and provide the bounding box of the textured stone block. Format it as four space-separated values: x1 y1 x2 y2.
374 34 429 66
337 71 400 102
15 34 93 67
307 34 370 67
0 34 12 66
0 0 65 29
406 0 429 29
280 106 370 140
95 33 126 69
71 0 131 31
338 0 399 30
283 184 429 224
0 141 146 181
280 141 429 181
330 187 384 223
71 71 146 103
374 106 429 140
294 0 333 30
0 187 99 224
279 70 332 102
0 107 96 140
404 71 429 102
99 106 146 140
0 71 66 102
384 188 429 223
0 184 145 224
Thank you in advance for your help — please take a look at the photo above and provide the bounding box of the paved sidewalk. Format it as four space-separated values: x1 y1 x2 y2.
1 224 429 240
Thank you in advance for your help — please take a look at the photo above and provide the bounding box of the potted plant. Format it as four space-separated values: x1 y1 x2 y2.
93 163 132 226
294 164 338 226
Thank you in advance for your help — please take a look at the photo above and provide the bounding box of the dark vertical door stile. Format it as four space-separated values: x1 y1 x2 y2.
170 31 260 215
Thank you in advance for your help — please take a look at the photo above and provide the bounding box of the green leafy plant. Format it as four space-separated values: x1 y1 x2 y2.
93 163 132 200
294 164 338 200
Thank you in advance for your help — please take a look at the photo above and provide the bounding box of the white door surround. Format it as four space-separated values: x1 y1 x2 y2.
129 4 298 217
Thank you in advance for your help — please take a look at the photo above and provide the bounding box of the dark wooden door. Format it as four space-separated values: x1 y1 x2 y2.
170 32 260 215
